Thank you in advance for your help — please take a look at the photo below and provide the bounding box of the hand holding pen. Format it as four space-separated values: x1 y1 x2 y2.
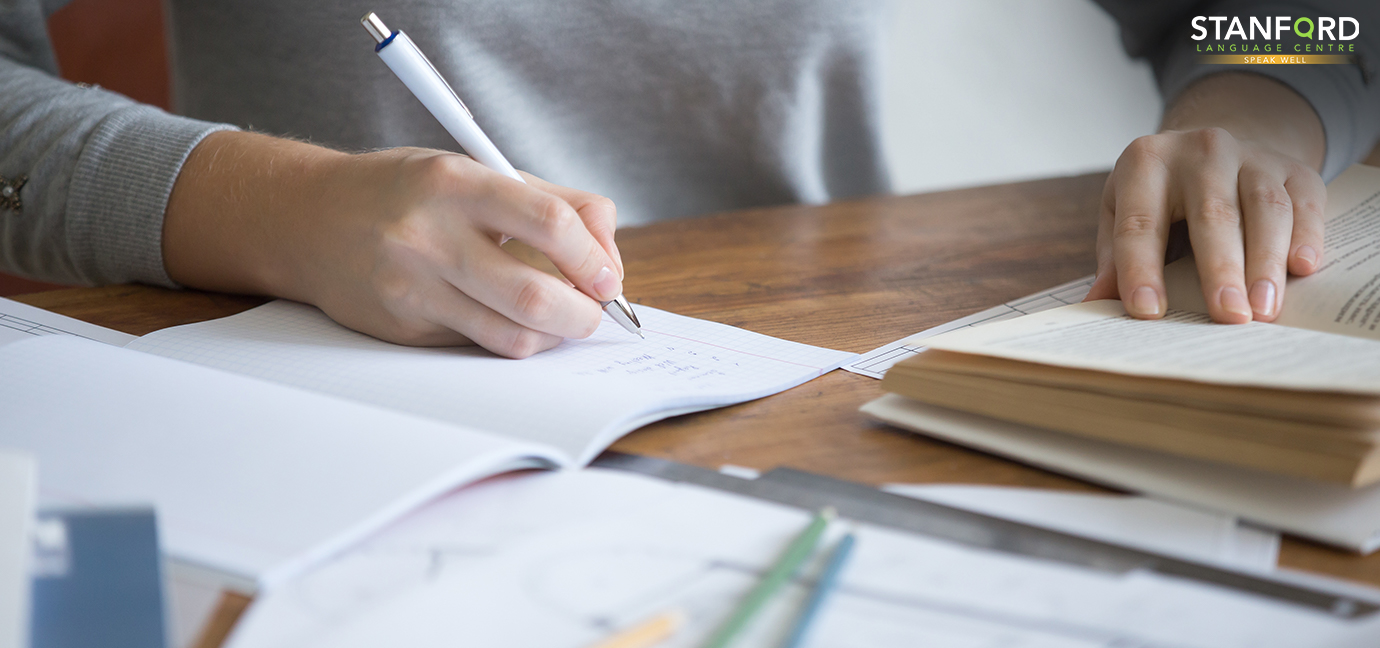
362 12 642 339
166 129 629 357
161 14 638 357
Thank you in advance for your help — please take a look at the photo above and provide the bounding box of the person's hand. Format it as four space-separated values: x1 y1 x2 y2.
163 131 624 358
1085 73 1327 323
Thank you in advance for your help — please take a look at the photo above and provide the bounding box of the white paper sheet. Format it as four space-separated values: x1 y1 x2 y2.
0 451 35 648
863 394 1380 553
0 336 565 589
885 484 1279 570
845 275 1094 379
925 300 1380 394
720 464 1281 569
0 296 134 347
129 301 856 463
226 469 1380 648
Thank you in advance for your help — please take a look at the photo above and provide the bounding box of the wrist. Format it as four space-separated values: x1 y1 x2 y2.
1161 72 1325 170
163 131 347 300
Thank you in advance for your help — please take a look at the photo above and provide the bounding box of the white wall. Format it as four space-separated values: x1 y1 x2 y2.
881 0 1162 194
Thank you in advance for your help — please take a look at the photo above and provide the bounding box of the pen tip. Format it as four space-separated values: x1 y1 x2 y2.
638 331 645 339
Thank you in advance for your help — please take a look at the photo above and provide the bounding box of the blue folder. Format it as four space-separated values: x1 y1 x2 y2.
29 507 166 648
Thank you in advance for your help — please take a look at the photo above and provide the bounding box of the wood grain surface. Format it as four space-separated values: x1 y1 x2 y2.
16 172 1380 595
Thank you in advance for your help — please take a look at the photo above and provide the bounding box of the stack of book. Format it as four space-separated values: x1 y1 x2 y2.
865 166 1380 553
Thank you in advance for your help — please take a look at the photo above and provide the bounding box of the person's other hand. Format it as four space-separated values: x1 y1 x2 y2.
164 132 624 358
1085 73 1327 323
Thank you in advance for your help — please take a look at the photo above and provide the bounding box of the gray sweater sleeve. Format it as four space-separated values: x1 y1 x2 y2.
0 0 235 287
1096 0 1380 182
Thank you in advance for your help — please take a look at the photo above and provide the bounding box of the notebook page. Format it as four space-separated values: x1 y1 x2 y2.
129 301 855 463
0 335 564 589
923 300 1380 394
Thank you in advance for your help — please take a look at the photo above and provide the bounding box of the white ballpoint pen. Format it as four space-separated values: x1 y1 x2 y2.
361 12 643 338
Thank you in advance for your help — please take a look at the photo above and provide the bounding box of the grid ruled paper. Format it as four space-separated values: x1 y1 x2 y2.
845 275 1095 379
0 297 135 348
129 301 855 463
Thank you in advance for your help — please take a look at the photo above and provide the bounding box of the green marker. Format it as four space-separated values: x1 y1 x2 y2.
700 508 835 648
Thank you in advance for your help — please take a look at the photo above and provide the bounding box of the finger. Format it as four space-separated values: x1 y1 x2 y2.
448 234 604 339
1180 130 1252 324
1086 268 1120 303
522 173 624 279
1284 165 1326 276
1237 165 1293 321
1086 173 1120 301
423 281 563 359
1110 139 1173 318
469 175 624 302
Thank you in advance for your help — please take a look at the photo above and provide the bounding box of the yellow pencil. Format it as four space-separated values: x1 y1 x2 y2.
586 609 687 648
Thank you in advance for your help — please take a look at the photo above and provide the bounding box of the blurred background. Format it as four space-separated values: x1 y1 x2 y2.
882 1 1158 194
2 0 1160 296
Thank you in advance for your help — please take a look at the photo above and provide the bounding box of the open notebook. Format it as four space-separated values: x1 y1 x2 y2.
0 302 852 589
127 302 853 464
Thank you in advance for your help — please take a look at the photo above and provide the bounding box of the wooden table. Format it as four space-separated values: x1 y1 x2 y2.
17 172 1380 644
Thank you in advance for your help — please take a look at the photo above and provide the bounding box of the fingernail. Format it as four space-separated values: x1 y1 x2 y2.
1296 245 1319 271
1249 279 1277 318
593 266 620 301
1219 286 1252 319
1130 286 1161 316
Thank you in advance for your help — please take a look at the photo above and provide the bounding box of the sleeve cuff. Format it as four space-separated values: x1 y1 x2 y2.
63 105 237 288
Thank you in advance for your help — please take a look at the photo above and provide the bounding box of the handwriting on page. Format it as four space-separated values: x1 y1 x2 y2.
542 316 838 394
575 344 737 380
123 300 855 464
126 300 853 448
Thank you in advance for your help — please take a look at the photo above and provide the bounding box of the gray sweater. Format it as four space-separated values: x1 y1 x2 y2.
2 1 1377 287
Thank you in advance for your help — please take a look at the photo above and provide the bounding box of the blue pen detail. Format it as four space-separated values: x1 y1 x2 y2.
780 533 855 648
375 30 398 52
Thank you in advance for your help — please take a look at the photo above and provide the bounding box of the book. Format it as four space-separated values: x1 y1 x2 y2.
878 164 1380 487
0 304 852 589
861 394 1380 553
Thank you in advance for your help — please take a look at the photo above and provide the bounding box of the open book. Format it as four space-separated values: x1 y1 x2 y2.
878 164 1380 487
0 302 852 589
